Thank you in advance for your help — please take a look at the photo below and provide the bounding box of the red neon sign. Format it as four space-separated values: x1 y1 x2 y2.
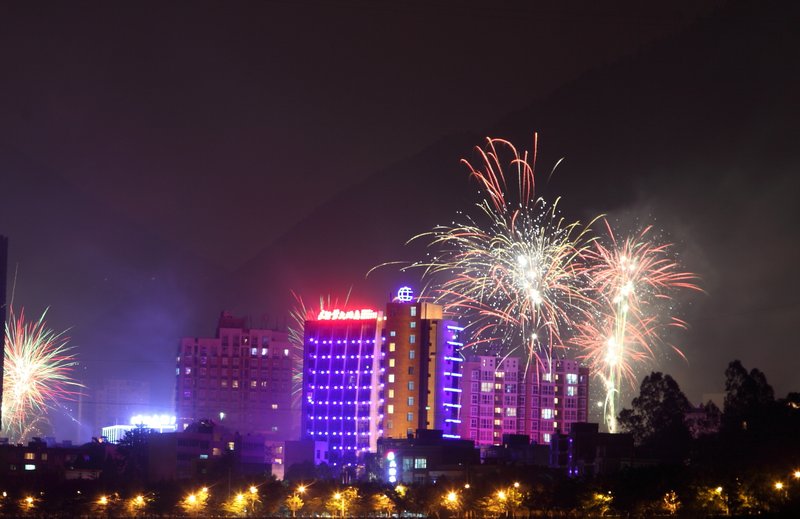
316 309 378 321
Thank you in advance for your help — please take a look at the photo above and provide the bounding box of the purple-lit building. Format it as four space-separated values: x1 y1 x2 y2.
175 312 299 441
458 355 589 447
301 308 384 466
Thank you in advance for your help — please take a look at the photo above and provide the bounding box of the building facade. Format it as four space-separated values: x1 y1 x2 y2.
175 312 298 440
458 355 589 446
301 308 383 466
383 298 463 439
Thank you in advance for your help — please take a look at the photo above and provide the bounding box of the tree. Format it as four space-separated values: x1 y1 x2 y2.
286 494 304 518
723 360 775 431
618 372 692 461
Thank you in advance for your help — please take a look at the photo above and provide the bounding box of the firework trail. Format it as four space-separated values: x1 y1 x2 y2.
287 289 354 403
409 137 596 374
2 308 83 443
571 221 701 432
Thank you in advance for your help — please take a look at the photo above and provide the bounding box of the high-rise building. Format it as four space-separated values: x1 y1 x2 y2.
0 235 6 429
175 312 298 441
301 307 383 466
458 355 589 446
383 291 463 439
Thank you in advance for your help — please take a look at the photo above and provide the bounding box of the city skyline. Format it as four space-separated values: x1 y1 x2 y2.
2 1 799 443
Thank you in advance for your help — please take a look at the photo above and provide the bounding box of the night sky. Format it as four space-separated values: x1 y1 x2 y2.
2 1 798 441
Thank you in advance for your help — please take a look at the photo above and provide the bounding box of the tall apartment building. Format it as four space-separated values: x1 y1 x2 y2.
458 355 588 446
175 312 298 440
301 308 383 466
383 297 462 439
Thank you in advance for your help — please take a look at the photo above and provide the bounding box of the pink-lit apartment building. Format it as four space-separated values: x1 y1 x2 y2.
458 355 589 446
175 312 299 441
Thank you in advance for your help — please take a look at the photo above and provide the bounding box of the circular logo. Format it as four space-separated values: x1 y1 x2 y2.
396 286 414 302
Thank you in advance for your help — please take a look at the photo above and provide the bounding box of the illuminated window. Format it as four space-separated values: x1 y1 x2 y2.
410 321 416 329
408 381 414 391
506 408 517 417
390 331 396 337
24 464 35 471
271 404 278 410
261 347 268 356
543 433 551 443
388 389 395 398
567 386 577 396
410 307 417 317
388 374 395 383
24 453 34 460
389 342 396 352
409 350 415 359
543 373 552 382
566 373 578 384
407 412 414 422
250 380 257 388
251 347 257 356
414 457 426 468
494 419 501 426
184 367 192 375
221 380 228 388
283 348 289 357
388 405 394 414
409 335 416 344
227 441 235 451
232 380 239 389
542 409 553 419
389 359 396 367
494 407 502 414
408 397 414 406
260 381 268 388
481 382 493 393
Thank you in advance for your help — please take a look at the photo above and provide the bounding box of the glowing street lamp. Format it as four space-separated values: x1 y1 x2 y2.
98 495 109 506
774 481 784 491
297 485 307 494
793 470 800 480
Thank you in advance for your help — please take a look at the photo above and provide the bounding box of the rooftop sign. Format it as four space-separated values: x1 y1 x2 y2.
316 309 378 321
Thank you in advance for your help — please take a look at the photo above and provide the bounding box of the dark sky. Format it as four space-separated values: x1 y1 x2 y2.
2 1 799 441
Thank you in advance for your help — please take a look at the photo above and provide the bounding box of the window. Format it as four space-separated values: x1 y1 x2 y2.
481 382 493 393
506 408 517 417
184 390 192 399
388 389 395 398
387 404 394 414
409 334 416 344
388 374 395 383
390 331 396 337
542 409 553 419
251 347 257 356
543 433 551 443
414 457 426 469
271 404 278 410
470 418 478 428
389 342 396 352
408 397 415 406
250 380 257 388
567 386 577 396
410 306 417 317
409 350 415 359
24 453 35 460
184 367 192 375
389 359 396 367
41 453 47 461
221 380 228 388
566 373 578 384
410 321 416 329
471 394 478 404
261 347 268 356
407 412 414 423
408 367 414 375
408 381 414 391
232 380 239 389
283 348 289 357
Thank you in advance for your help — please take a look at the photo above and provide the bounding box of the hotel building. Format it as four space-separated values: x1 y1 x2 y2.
458 355 588 446
175 312 298 440
301 308 384 465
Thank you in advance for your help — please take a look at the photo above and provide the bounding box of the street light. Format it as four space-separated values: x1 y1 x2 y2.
775 482 784 491
297 485 307 494
793 470 800 480
513 482 520 489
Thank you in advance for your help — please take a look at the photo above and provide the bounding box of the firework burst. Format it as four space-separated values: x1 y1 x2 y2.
571 222 701 432
2 308 83 443
410 137 596 374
